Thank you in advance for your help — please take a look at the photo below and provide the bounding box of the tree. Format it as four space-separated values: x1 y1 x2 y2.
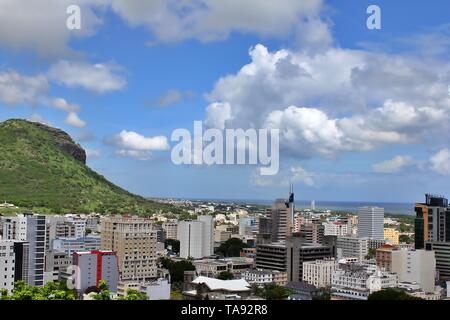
159 257 196 283
215 238 249 257
165 239 180 254
118 289 148 300
365 248 377 260
368 289 423 300
3 281 76 300
399 234 413 244
91 280 112 300
217 271 234 280
261 283 291 300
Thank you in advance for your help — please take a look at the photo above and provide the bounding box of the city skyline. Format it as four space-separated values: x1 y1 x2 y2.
1 1 450 202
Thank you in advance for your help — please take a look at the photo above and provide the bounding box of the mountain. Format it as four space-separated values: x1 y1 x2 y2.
0 119 178 215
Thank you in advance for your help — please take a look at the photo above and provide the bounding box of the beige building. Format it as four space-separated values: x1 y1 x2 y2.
162 221 178 240
101 215 158 282
384 228 400 245
302 259 337 289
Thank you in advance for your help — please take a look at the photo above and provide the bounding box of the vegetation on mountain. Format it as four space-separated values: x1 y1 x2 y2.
0 119 181 215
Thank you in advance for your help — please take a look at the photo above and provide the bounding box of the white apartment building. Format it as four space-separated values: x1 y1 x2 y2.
357 206 384 240
391 249 436 293
302 259 338 288
178 215 214 259
331 264 398 300
0 240 16 293
336 236 369 261
323 222 348 236
52 235 101 256
65 217 86 238
242 270 288 287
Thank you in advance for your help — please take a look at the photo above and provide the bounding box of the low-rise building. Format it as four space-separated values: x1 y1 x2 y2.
52 235 101 256
336 236 369 261
302 259 337 289
183 276 251 300
242 269 287 286
384 228 400 245
193 257 253 278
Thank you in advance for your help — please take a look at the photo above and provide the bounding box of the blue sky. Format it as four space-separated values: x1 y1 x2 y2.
1 0 450 202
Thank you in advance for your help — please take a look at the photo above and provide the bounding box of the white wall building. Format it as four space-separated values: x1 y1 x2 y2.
303 259 338 288
178 215 214 259
357 206 384 240
336 236 369 262
391 249 436 293
0 240 16 293
323 222 348 237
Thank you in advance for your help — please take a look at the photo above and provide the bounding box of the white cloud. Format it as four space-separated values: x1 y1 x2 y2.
430 149 450 176
205 102 232 130
372 155 413 173
65 112 86 128
152 89 182 107
115 149 152 161
0 0 109 56
27 114 51 126
107 130 170 151
111 0 324 43
0 71 48 105
86 148 101 159
251 165 315 187
48 60 127 93
51 98 80 113
205 44 450 160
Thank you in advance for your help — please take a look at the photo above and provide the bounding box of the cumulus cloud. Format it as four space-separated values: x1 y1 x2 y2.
204 44 450 160
65 112 86 128
48 60 127 93
115 149 152 161
430 149 450 176
111 0 324 43
0 0 109 56
251 166 315 187
86 148 101 159
372 156 413 173
205 102 232 130
27 114 51 126
0 70 86 128
106 130 170 151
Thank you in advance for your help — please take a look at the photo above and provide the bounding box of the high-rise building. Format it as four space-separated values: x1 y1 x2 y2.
101 216 157 282
44 250 71 284
178 215 214 259
271 189 295 243
239 216 257 236
415 194 450 249
286 235 334 283
0 240 16 293
72 250 119 294
357 206 384 240
336 236 369 261
13 241 29 284
391 249 436 293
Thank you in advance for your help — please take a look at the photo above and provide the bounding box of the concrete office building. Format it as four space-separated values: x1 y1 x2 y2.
242 269 288 287
193 257 254 278
286 236 334 283
239 216 257 236
162 220 178 240
52 235 101 256
12 241 29 284
101 216 158 282
357 206 384 240
178 215 214 259
302 259 337 289
323 222 348 237
415 194 450 249
336 236 369 261
425 241 450 281
0 240 16 293
297 223 324 245
44 250 71 284
72 250 119 294
271 190 295 243
255 242 287 272
391 249 436 293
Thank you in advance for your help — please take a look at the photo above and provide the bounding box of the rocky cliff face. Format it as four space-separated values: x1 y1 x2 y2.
30 121 87 164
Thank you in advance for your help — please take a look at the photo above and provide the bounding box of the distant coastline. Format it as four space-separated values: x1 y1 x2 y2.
175 198 416 216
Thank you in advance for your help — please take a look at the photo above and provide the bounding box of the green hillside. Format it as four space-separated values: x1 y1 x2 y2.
0 119 177 215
